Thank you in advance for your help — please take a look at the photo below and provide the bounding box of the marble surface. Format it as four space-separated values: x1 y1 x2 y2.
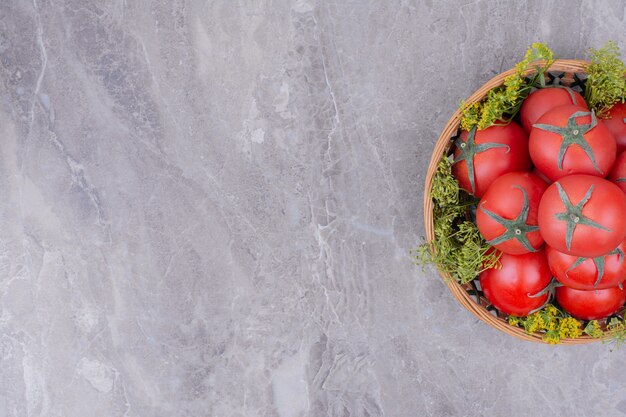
2 0 626 416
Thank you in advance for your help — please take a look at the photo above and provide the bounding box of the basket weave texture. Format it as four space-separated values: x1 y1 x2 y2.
424 60 600 344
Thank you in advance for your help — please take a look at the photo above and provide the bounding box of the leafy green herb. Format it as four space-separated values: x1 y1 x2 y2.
415 156 500 284
460 43 555 130
509 308 626 346
603 317 626 349
584 320 603 338
584 41 626 118
508 304 583 344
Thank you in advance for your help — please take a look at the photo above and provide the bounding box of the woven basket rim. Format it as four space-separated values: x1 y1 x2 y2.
423 59 601 344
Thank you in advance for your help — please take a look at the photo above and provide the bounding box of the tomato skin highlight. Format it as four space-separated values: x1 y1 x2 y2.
538 175 626 257
608 150 626 195
479 250 552 316
476 172 548 254
546 241 626 290
604 102 626 154
529 105 616 182
520 87 588 133
452 122 531 197
556 286 626 320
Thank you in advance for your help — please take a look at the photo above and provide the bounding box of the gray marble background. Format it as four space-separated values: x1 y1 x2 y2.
2 0 626 416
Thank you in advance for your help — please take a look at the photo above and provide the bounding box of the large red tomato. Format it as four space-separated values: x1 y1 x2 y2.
520 87 588 133
538 175 626 257
546 241 626 290
556 286 626 320
603 102 626 154
529 105 616 182
608 150 626 195
479 250 552 316
452 123 531 197
476 172 548 254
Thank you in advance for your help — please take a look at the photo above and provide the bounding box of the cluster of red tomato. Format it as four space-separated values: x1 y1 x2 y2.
452 87 626 320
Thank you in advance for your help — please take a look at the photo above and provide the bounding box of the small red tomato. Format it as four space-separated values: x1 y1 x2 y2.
546 241 626 290
603 102 626 154
476 172 548 254
608 150 626 195
529 105 616 182
452 123 531 197
538 175 626 257
520 87 588 133
556 286 626 320
479 250 552 316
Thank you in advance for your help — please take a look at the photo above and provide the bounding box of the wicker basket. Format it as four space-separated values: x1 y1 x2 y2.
424 59 602 344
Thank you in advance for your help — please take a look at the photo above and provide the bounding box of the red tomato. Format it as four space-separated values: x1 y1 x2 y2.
608 150 626 195
529 105 616 182
546 241 626 290
479 250 552 316
538 175 626 257
476 172 548 254
520 87 588 133
603 102 626 154
452 123 531 197
556 286 626 320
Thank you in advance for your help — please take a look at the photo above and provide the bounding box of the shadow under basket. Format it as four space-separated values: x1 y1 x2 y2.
423 59 618 344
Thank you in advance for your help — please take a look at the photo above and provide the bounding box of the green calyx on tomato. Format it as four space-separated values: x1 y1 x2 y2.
526 279 561 314
533 110 603 173
452 126 510 194
566 248 625 288
479 185 539 252
560 86 578 102
554 182 612 251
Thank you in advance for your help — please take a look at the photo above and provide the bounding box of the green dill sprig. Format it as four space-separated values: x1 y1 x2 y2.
415 156 500 284
584 41 626 118
584 320 603 338
509 309 626 346
603 317 626 349
460 43 555 131
508 304 583 344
